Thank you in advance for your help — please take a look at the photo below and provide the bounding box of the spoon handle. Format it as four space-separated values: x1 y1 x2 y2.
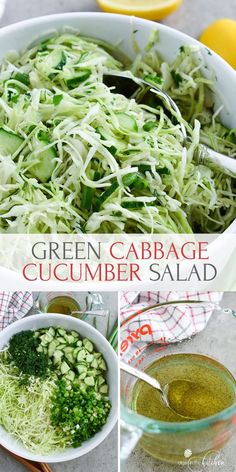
120 361 163 394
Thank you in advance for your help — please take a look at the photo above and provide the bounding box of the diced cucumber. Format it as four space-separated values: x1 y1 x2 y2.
44 333 54 343
84 376 95 386
48 327 55 337
87 369 97 376
98 375 105 386
73 347 80 358
79 372 87 380
57 337 66 344
100 384 108 394
58 329 66 336
71 331 79 338
94 353 102 359
0 128 24 157
65 353 74 364
66 69 91 89
13 72 30 86
48 340 58 357
86 354 94 363
61 361 70 374
64 346 73 354
91 359 98 369
35 326 108 394
57 344 67 351
45 49 66 75
77 349 86 361
76 365 87 374
53 350 64 364
27 143 57 183
96 127 126 153
83 339 94 353
99 359 107 371
66 334 76 345
116 113 138 132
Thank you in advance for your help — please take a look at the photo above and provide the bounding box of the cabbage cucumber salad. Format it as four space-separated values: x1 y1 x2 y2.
0 31 235 233
0 327 111 454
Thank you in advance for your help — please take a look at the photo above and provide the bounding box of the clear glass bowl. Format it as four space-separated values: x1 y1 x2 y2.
120 302 236 465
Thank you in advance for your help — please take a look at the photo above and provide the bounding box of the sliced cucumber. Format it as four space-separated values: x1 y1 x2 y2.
77 349 87 361
84 376 95 387
58 329 66 336
66 370 75 382
96 126 126 153
76 364 87 374
48 341 58 357
44 49 66 75
98 375 105 386
27 143 57 183
99 359 107 371
57 336 66 344
0 128 24 157
83 339 94 353
61 361 70 375
100 384 108 394
116 113 138 133
13 72 30 86
86 354 94 363
79 372 87 380
36 326 109 396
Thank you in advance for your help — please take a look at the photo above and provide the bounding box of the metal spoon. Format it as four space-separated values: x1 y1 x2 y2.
120 360 196 420
104 71 236 174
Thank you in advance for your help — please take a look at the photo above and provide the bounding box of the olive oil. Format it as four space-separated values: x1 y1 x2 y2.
46 296 81 316
133 353 236 422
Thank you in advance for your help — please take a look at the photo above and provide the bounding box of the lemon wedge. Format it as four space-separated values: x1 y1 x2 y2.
96 0 183 20
199 19 236 69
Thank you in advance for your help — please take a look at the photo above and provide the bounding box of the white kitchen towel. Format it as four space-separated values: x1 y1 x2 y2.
120 291 223 359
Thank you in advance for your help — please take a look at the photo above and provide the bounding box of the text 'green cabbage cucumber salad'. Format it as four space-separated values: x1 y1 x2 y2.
0 327 111 454
0 31 235 233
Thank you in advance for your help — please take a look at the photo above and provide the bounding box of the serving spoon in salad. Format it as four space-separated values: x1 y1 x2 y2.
121 360 200 421
104 72 236 174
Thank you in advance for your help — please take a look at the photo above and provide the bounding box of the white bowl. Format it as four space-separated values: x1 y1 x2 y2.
0 314 118 463
0 12 235 233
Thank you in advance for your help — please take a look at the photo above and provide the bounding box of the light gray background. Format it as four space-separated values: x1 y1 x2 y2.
0 0 236 471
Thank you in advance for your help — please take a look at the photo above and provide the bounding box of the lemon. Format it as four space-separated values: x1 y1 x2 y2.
96 0 183 20
199 19 236 69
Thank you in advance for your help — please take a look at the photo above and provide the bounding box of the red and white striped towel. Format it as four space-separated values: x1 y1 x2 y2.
120 291 222 358
0 292 33 330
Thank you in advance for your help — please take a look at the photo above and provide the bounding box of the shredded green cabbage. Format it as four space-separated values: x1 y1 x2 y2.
0 33 235 233
0 358 67 454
